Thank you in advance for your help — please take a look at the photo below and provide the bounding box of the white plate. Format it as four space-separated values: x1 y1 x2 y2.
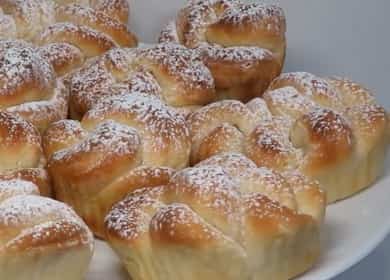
86 159 390 280
86 1 390 279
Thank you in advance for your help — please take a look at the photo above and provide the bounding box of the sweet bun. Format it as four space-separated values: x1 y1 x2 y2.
105 153 325 280
0 0 137 78
43 93 191 237
0 40 68 133
0 179 94 280
160 0 286 102
0 111 51 196
0 0 135 42
68 43 216 119
188 72 389 202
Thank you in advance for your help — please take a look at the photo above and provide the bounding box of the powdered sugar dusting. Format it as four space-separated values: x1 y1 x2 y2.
263 86 317 117
140 43 214 90
150 203 219 242
52 120 141 163
105 187 165 240
38 22 117 54
105 152 320 248
304 107 352 144
0 195 93 250
219 3 285 33
172 166 240 213
85 93 190 153
198 44 273 67
0 40 68 131
69 43 215 116
57 4 123 30
0 111 41 146
270 72 343 109
39 42 84 75
0 40 53 99
0 179 39 202
160 0 284 77
190 70 386 191
6 79 68 132
0 195 80 227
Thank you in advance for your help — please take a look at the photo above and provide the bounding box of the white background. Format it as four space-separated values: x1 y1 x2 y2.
129 1 390 279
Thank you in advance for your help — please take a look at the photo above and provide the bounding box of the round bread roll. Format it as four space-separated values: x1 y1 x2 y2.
188 72 389 203
0 0 137 77
159 0 286 102
105 153 325 280
43 93 191 237
68 43 216 120
0 111 51 195
0 179 94 280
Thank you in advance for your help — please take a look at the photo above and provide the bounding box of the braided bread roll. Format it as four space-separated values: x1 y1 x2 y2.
43 93 191 237
0 179 94 280
0 0 137 77
159 0 286 102
0 40 68 133
188 72 389 203
68 43 217 119
0 111 51 196
105 152 325 280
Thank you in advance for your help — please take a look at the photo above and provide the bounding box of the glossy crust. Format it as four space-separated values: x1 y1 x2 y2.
68 43 216 120
188 72 389 202
0 179 94 280
0 111 51 196
105 153 325 280
43 93 191 237
159 0 286 102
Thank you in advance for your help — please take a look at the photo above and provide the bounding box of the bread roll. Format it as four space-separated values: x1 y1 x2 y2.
105 153 325 280
43 93 191 237
0 179 94 280
0 0 137 77
188 72 389 202
159 0 286 101
0 40 68 133
68 43 216 119
0 111 51 195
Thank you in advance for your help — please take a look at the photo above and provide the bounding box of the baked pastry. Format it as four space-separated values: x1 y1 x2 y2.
0 0 136 43
188 72 389 202
0 0 137 76
105 152 325 280
43 93 191 237
0 178 94 280
0 40 68 133
159 0 286 102
0 111 51 196
68 43 216 119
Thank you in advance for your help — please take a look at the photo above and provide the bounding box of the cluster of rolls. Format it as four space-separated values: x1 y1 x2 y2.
0 0 388 280
0 0 136 279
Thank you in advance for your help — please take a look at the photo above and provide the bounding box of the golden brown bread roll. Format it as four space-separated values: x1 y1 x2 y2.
105 153 325 280
0 0 137 77
68 43 217 119
188 72 389 203
0 0 134 40
0 111 51 196
43 93 191 237
159 0 286 102
0 40 68 133
0 179 94 280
